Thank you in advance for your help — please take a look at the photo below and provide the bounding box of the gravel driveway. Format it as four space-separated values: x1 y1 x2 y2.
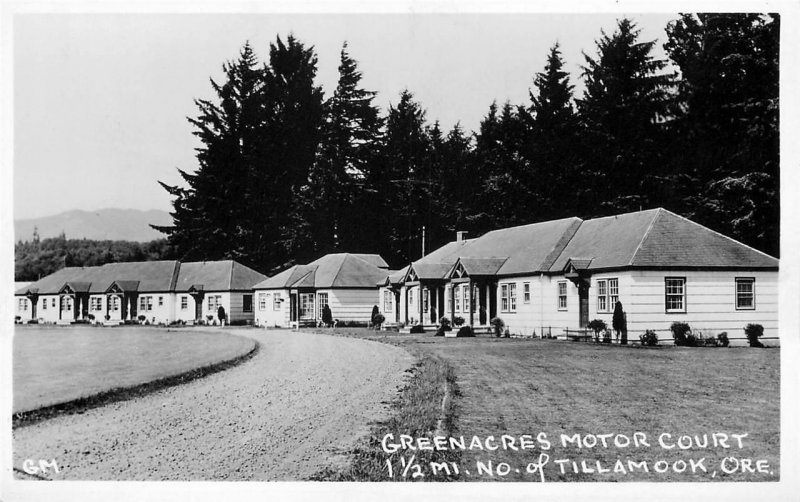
13 329 414 480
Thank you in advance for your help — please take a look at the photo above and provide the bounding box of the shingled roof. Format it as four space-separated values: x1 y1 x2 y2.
254 253 390 289
550 208 778 272
16 260 266 295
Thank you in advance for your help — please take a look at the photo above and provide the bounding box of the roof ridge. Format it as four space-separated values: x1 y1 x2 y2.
330 254 349 287
629 208 661 266
663 208 779 261
170 261 181 291
542 218 584 271
229 260 235 290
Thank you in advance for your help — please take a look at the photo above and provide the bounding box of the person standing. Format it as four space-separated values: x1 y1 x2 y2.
217 305 227 327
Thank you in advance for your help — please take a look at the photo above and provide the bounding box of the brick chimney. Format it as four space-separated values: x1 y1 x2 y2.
456 231 468 242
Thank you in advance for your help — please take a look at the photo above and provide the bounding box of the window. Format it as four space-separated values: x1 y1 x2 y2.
18 298 28 311
181 296 188 310
423 289 429 313
140 296 153 312
273 292 282 311
501 283 516 312
454 286 461 312
258 293 267 311
523 282 531 303
736 278 755 310
60 296 72 311
299 293 314 318
90 297 102 311
42 298 47 310
665 278 686 313
243 294 253 313
609 278 619 307
462 284 471 313
317 293 328 314
52 298 56 308
558 281 567 310
208 295 221 311
383 290 393 313
158 296 164 307
596 278 620 311
109 295 120 312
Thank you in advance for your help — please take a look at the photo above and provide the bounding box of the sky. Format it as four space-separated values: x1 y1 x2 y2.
13 11 681 220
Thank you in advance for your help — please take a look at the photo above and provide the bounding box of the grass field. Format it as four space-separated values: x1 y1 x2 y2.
315 329 780 482
13 325 255 414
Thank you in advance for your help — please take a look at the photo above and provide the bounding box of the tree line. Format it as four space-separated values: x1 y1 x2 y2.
153 14 778 274
15 230 175 282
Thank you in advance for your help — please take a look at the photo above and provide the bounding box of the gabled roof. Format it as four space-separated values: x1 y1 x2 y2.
87 261 180 293
449 257 508 278
549 208 778 271
405 262 453 281
174 260 266 292
350 254 389 269
254 254 389 289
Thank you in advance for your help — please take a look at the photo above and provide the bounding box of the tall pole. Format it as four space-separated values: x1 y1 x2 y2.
421 226 426 258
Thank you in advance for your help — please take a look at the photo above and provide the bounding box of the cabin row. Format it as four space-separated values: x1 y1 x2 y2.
14 260 266 325
15 208 778 341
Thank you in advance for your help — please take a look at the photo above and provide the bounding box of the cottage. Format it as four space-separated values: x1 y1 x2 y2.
253 253 389 328
14 260 266 325
395 208 778 341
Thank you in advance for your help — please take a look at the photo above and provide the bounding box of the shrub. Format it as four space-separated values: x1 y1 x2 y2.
685 332 700 347
456 326 474 337
15 316 21 323
87 313 95 321
639 330 659 346
372 313 385 329
716 332 729 347
745 324 765 348
435 317 452 336
370 305 379 324
452 316 465 327
490 317 505 337
206 315 214 322
323 304 334 327
670 322 691 346
410 324 425 334
587 319 607 342
138 315 146 323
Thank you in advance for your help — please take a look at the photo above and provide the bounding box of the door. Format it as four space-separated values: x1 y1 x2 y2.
290 293 298 322
579 282 589 328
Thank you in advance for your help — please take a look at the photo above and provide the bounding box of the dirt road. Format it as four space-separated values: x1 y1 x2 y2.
12 329 414 480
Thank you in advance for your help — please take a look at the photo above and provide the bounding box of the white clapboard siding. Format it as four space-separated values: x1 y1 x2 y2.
253 289 291 327
325 289 379 323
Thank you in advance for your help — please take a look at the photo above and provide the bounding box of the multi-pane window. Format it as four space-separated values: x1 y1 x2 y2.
501 283 516 312
665 278 686 313
596 278 619 312
18 298 27 311
273 292 281 311
317 292 329 314
523 282 531 303
52 298 56 308
462 284 470 313
558 281 567 310
158 296 164 307
90 297 103 311
109 295 120 312
258 293 267 311
423 289 429 313
60 296 72 311
454 286 461 312
42 298 47 310
383 290 393 312
299 293 314 318
181 296 189 310
140 296 153 312
736 278 755 310
243 294 253 313
207 295 221 311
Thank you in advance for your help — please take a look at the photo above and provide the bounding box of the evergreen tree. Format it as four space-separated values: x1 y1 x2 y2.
664 14 779 256
155 43 264 265
305 42 383 256
526 43 580 218
577 19 675 216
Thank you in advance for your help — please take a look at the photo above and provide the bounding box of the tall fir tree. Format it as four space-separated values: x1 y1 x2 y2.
155 43 264 265
664 14 779 256
305 42 383 257
576 19 675 216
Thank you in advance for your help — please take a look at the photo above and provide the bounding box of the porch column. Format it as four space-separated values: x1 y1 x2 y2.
403 286 408 324
469 279 475 326
419 284 424 325
449 284 454 320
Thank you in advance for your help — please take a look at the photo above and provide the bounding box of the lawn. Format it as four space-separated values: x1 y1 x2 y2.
314 329 779 482
13 325 256 414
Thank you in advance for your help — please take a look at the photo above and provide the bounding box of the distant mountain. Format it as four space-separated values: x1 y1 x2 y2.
15 209 173 242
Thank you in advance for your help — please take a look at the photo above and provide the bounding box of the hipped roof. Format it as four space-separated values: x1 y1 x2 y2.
253 253 389 290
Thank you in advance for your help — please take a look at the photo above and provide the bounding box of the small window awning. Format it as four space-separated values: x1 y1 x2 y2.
105 280 140 293
447 257 508 279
